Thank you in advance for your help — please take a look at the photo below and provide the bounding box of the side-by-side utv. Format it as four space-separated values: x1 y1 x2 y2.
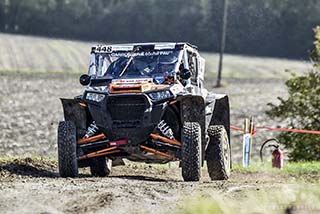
58 42 231 181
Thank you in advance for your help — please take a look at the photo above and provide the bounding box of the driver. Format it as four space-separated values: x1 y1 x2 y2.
157 54 177 74
105 57 128 77
133 55 157 74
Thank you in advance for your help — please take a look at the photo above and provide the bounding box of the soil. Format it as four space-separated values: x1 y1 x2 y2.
0 33 316 213
1 158 318 214
0 72 287 161
0 71 313 213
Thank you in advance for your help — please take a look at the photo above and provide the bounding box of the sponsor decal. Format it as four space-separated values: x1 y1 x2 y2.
86 86 108 92
154 76 165 84
112 78 153 84
154 43 176 50
95 45 134 53
111 51 173 58
170 84 184 94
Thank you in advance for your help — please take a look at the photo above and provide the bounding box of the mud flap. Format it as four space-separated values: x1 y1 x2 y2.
209 95 230 143
208 94 232 166
179 95 206 165
61 98 87 139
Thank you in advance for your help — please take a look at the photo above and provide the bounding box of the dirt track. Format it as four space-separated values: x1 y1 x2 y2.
0 72 287 161
1 158 318 214
0 65 313 213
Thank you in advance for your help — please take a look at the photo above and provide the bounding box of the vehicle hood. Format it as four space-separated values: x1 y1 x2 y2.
108 78 169 94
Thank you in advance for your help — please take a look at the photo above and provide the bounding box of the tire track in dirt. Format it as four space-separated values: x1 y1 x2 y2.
1 158 318 214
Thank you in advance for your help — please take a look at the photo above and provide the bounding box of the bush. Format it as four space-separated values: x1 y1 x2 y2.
266 27 320 161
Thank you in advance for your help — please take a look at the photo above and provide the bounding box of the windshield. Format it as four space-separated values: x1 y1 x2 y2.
94 50 181 79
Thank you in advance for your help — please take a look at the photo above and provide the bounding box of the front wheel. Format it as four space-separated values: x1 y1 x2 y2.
58 121 79 178
206 125 231 180
181 122 202 181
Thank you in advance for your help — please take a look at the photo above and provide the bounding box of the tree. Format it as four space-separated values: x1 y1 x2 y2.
1 0 320 58
0 1 5 31
266 27 320 161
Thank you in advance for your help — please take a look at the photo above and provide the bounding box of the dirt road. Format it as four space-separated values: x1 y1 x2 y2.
1 158 318 214
0 72 288 162
0 58 314 213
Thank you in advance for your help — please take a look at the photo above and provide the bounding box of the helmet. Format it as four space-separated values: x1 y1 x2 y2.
159 54 178 65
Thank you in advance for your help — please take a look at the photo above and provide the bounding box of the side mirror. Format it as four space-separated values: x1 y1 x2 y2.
180 69 191 80
79 74 91 86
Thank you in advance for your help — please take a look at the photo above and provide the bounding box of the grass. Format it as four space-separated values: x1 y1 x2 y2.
178 162 320 214
2 156 320 175
179 185 320 214
0 33 91 73
284 162 320 175
202 52 311 79
233 161 320 176
0 33 312 79
179 162 320 214
0 155 57 166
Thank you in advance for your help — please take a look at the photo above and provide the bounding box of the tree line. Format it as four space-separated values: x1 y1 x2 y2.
1 0 319 58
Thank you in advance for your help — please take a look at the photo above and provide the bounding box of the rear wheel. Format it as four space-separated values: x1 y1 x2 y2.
206 125 231 180
90 157 111 177
181 122 202 181
58 121 79 178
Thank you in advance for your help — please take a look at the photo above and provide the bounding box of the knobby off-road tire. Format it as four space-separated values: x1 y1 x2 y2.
58 121 79 178
90 157 111 177
181 122 202 181
206 125 231 180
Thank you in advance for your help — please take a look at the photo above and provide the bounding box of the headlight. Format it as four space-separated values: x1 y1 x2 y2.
86 92 105 102
148 90 173 101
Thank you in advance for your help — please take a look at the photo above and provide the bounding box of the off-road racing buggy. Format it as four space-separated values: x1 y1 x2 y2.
58 42 231 181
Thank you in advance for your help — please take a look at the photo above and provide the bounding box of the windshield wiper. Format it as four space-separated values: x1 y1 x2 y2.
119 56 134 77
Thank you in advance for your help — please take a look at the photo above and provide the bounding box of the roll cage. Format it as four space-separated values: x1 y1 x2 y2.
87 43 205 88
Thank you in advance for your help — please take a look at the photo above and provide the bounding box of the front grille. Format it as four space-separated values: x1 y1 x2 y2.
107 95 147 127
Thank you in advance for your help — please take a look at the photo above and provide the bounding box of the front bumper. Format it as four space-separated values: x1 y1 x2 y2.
88 93 167 144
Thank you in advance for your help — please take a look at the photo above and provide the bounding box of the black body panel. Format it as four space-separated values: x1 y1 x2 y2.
61 98 87 139
88 93 167 144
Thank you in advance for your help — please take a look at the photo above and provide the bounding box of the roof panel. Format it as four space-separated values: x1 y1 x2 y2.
92 42 197 53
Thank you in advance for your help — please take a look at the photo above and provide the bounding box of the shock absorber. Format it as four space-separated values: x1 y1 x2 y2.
157 120 174 140
84 121 99 138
